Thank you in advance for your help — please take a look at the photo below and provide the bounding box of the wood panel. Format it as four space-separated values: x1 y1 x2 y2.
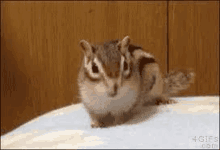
168 1 219 96
1 1 167 135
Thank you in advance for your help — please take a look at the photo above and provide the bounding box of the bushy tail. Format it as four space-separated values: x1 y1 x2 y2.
163 69 195 96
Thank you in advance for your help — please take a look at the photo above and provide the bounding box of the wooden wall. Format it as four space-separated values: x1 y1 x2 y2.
1 1 219 135
168 1 219 96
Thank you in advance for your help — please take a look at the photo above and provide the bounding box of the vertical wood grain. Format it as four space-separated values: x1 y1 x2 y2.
168 1 219 96
1 1 167 135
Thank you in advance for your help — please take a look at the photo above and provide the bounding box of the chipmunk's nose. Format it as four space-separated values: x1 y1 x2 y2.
108 84 118 97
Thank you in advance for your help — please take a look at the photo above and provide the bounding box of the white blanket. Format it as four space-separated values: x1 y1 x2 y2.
1 96 219 149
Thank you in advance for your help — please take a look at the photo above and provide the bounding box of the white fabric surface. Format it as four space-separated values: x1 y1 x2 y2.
1 96 219 149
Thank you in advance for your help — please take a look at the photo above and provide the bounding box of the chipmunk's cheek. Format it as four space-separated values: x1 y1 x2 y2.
94 82 108 97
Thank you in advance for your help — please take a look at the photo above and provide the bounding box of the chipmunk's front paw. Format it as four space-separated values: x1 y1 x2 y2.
91 120 106 128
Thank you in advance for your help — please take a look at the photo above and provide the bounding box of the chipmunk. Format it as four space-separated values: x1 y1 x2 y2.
78 36 195 128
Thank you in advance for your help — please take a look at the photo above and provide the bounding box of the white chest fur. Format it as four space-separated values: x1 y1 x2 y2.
79 81 138 116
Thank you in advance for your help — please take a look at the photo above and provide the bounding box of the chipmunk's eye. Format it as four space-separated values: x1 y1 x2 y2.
92 62 99 73
123 61 128 71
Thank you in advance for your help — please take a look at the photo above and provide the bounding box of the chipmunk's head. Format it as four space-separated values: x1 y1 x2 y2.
79 36 132 97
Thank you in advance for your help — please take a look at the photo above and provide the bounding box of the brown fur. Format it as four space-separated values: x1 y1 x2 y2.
78 36 195 128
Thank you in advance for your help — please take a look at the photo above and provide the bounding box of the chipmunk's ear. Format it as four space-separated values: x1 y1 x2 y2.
119 36 130 55
79 40 95 57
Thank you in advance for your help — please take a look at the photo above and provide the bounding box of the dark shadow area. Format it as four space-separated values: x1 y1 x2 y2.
1 11 39 135
1 37 36 136
125 100 161 126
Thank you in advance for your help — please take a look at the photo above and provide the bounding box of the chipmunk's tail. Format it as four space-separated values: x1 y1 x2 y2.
162 69 195 96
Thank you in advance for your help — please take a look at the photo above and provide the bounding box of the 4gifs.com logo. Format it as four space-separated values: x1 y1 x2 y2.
190 136 219 149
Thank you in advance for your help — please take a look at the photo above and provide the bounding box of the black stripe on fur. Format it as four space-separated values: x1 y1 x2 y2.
128 44 142 56
139 57 156 78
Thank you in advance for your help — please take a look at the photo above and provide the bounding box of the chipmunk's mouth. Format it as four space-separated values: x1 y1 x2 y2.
108 92 117 97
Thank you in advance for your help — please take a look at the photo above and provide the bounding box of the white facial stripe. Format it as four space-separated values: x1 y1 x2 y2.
94 57 111 86
94 57 105 74
121 56 130 76
84 57 89 67
121 56 125 72
84 56 100 78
